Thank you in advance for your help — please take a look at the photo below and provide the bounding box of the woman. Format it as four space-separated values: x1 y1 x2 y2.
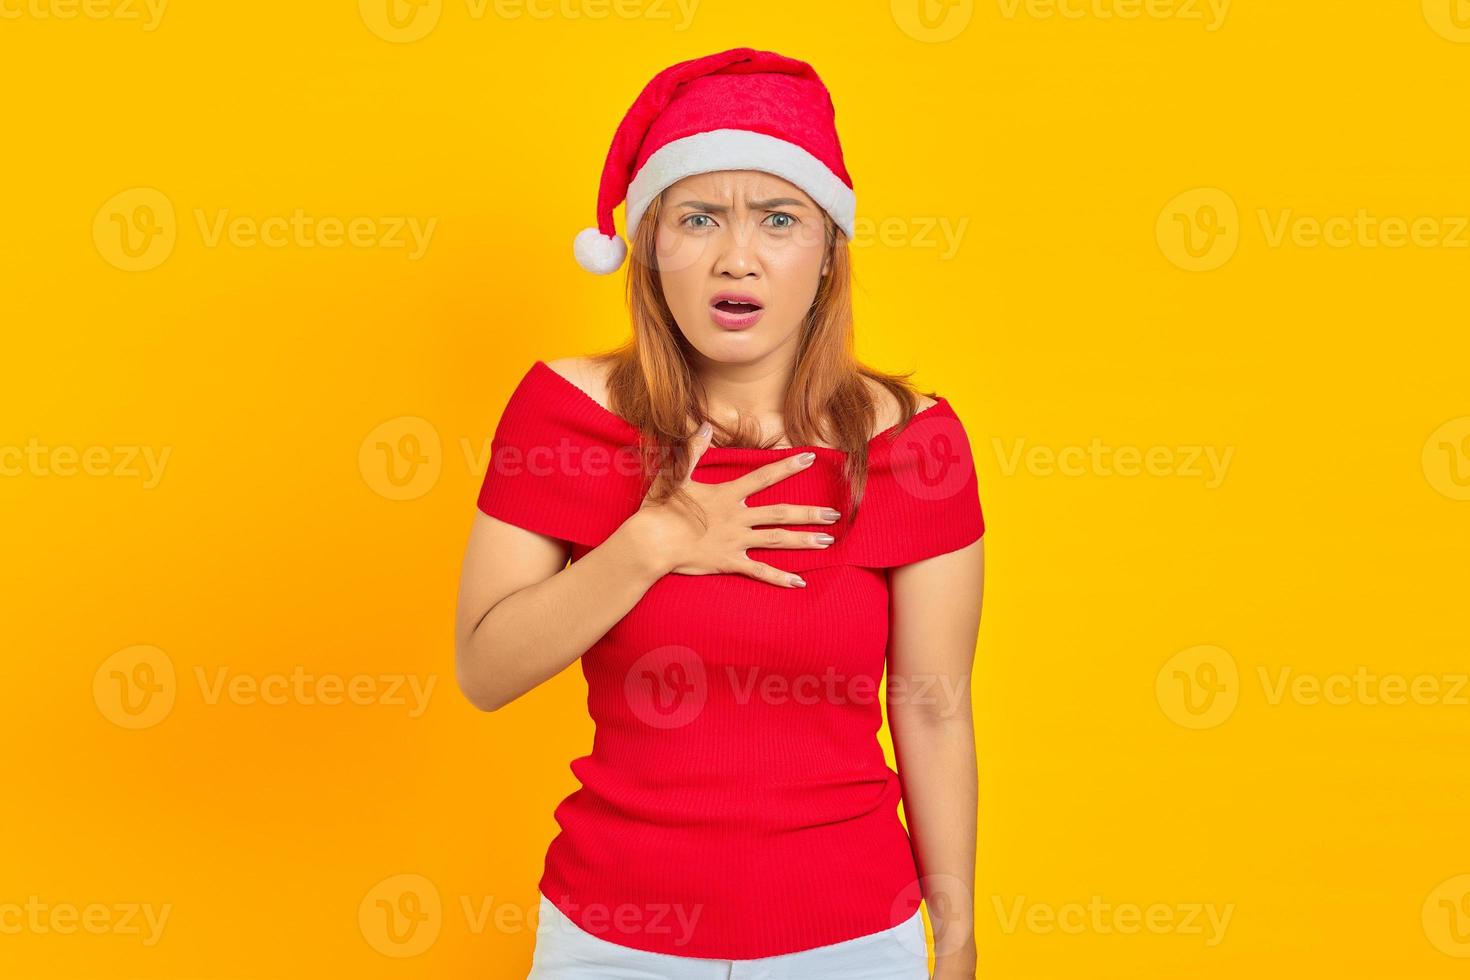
455 48 984 980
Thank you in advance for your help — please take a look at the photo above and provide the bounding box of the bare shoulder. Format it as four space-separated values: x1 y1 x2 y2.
544 356 614 411
863 377 937 438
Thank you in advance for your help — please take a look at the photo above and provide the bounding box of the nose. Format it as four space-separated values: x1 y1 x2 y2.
712 223 761 278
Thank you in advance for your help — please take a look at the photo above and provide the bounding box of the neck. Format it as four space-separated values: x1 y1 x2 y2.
690 348 798 440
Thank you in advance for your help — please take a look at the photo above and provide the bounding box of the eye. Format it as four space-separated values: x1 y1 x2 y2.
765 213 798 229
681 214 716 229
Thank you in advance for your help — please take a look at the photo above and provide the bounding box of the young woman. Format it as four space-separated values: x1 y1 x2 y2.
456 48 985 980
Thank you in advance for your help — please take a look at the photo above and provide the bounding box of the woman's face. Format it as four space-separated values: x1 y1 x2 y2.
653 169 831 367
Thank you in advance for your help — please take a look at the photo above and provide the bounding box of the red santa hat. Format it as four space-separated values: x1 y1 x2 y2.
573 47 856 275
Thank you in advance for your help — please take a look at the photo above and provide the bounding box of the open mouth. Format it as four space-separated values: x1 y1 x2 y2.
712 300 763 314
709 293 766 329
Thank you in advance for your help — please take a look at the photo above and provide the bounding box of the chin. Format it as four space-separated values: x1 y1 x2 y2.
691 333 766 363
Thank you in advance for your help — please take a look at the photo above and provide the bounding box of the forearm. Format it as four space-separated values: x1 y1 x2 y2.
457 514 668 710
890 704 979 978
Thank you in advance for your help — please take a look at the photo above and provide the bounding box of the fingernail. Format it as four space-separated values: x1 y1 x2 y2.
696 421 712 439
789 575 806 588
819 509 841 522
814 534 835 546
795 452 816 466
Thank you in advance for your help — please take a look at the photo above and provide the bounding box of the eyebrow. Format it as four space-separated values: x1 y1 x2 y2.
674 198 810 212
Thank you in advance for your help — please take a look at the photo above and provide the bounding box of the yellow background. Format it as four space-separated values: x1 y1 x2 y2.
3 1 1469 977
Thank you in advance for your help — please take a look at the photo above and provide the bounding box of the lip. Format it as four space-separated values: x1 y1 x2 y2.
709 291 765 331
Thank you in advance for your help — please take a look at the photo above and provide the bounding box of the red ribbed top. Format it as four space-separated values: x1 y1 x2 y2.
477 360 985 958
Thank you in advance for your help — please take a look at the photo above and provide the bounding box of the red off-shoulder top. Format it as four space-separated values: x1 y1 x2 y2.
476 360 985 959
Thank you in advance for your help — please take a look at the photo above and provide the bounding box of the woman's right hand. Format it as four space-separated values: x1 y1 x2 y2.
629 422 842 588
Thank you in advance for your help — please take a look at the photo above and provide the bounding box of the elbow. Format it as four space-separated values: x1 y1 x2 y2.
458 681 507 713
888 694 972 728
887 673 972 727
455 636 512 713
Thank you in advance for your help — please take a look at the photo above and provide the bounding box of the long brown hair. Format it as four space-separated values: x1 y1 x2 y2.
584 185 934 524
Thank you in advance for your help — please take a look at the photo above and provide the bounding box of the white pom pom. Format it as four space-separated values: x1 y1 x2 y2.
573 227 627 274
